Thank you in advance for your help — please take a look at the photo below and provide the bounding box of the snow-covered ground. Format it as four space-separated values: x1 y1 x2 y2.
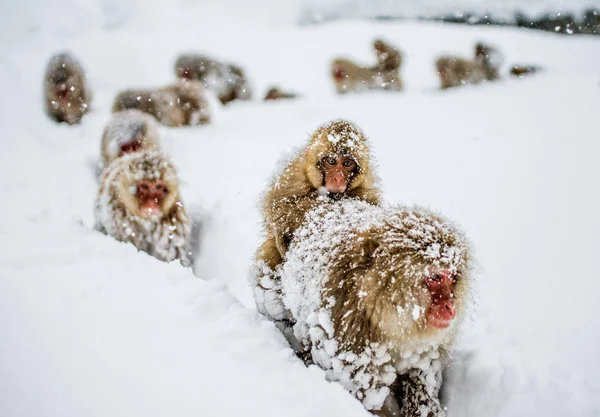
1 2 600 417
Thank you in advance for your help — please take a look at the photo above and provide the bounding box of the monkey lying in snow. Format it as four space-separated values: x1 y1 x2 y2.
44 52 91 125
435 42 502 89
174 54 252 105
112 80 211 127
331 39 403 94
280 199 472 417
95 150 191 266
100 109 160 168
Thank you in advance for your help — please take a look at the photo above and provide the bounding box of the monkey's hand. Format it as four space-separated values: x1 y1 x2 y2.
249 260 292 323
399 367 446 417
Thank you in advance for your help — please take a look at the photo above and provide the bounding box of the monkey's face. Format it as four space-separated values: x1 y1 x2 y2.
177 66 193 79
119 139 144 156
133 179 170 219
332 63 347 81
320 153 358 194
423 268 457 329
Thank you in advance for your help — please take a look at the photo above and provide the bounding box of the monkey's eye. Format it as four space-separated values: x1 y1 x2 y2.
342 159 356 169
323 156 337 166
139 183 149 191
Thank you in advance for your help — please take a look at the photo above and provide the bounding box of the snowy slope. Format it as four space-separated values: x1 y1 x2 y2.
1 3 600 417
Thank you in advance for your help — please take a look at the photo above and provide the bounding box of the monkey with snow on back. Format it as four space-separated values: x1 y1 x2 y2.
100 109 160 168
331 39 403 94
95 151 191 266
174 54 252 105
250 120 380 344
44 52 91 125
112 80 211 127
281 199 472 417
436 42 502 89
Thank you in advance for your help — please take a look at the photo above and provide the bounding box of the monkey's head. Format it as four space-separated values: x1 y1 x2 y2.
362 207 471 348
304 119 375 196
114 151 181 221
474 42 502 75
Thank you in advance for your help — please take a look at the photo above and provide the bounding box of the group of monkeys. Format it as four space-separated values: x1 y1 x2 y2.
332 38 538 93
43 46 476 417
42 38 538 127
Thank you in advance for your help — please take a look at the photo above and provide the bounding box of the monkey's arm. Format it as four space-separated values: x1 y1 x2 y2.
397 367 445 417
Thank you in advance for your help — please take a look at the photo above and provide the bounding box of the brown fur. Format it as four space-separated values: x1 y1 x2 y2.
510 65 540 77
436 42 501 89
263 87 297 101
174 54 252 105
373 39 402 72
94 151 191 266
281 201 472 417
112 80 210 127
44 52 91 125
100 109 160 167
251 120 381 326
332 40 403 94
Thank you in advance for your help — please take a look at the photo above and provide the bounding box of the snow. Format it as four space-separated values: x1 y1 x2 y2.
300 0 600 23
1 2 600 417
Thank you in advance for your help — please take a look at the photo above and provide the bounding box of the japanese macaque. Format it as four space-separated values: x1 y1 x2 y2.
112 80 211 127
250 119 380 337
100 109 160 167
509 65 540 78
44 52 91 124
263 86 298 101
436 42 502 89
95 151 191 266
331 40 403 94
174 54 252 105
373 39 402 72
280 200 472 417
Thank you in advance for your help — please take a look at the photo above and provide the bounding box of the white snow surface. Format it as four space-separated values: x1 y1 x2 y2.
1 3 600 417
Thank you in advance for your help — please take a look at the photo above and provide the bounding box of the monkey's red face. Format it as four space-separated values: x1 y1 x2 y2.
56 84 72 104
178 67 192 79
425 269 456 329
333 65 346 80
136 179 169 218
120 140 143 156
321 154 357 193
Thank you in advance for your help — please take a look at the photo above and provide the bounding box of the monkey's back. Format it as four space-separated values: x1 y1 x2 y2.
280 199 470 410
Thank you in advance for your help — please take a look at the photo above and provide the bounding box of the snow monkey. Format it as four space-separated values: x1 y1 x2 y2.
43 52 91 125
112 80 211 127
174 54 252 105
509 64 540 78
100 110 160 167
436 42 502 90
250 120 380 339
331 39 403 94
373 39 402 72
281 200 472 417
263 86 297 101
95 151 191 266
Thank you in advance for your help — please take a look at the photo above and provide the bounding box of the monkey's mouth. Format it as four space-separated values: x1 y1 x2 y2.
139 199 162 218
426 307 455 329
325 184 347 193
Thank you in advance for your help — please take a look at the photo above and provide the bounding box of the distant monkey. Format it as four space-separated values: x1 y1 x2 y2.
510 65 540 78
174 54 252 105
436 42 502 89
112 80 211 127
281 200 472 417
263 86 297 101
95 151 191 266
331 39 403 94
100 109 160 167
44 52 91 124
